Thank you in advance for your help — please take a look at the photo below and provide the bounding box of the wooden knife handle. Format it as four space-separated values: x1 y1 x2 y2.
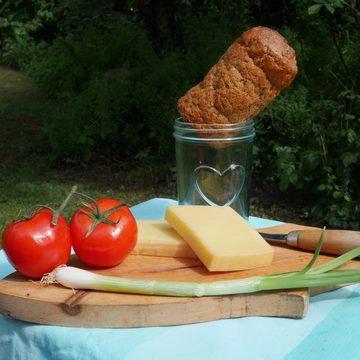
295 230 360 255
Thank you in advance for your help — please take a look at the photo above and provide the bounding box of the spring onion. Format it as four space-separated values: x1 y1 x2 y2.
41 229 360 297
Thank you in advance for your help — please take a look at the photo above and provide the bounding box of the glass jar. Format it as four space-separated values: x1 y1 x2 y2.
173 118 255 219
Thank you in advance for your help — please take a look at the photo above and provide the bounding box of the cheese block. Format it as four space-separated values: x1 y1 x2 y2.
132 220 196 258
165 205 274 272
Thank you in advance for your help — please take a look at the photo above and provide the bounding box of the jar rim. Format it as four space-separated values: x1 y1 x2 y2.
173 117 255 142
174 117 254 132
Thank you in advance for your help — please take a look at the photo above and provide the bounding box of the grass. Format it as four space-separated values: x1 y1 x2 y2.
0 66 309 246
0 160 177 247
0 166 176 227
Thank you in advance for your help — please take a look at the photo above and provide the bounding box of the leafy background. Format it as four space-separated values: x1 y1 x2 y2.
0 0 359 229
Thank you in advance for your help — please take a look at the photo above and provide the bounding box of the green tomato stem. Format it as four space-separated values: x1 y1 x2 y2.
51 185 78 226
79 202 127 237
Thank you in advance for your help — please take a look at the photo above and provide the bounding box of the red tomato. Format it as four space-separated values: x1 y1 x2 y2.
70 199 137 268
2 209 71 279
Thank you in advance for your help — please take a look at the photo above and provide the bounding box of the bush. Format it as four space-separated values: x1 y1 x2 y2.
256 85 360 229
28 7 245 164
252 0 360 229
30 16 176 162
0 0 61 69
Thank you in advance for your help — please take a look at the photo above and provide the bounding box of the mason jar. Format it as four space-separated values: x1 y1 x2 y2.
173 118 255 220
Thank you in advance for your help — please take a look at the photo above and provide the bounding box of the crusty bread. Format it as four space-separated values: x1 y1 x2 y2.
177 26 297 125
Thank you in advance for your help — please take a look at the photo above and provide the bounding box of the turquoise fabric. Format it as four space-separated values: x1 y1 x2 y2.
0 198 358 360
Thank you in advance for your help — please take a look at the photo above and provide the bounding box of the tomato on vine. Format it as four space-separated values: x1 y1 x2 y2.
70 198 138 268
2 186 76 279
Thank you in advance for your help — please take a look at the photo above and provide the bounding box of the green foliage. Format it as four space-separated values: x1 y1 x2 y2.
248 0 360 229
0 0 61 68
25 4 246 164
256 86 360 229
1 0 359 228
28 14 185 163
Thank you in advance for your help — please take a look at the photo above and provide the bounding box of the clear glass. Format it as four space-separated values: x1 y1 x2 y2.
173 118 255 219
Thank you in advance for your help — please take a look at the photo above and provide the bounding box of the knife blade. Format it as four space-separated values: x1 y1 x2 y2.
259 229 360 256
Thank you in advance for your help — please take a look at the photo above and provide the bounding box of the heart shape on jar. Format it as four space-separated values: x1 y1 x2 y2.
193 164 245 207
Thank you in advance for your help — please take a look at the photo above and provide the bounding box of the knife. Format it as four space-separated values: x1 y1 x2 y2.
259 229 360 256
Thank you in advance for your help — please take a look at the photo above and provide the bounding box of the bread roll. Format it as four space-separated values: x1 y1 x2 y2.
177 26 297 125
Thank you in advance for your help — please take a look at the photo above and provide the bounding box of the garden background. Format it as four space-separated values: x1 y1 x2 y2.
0 0 359 232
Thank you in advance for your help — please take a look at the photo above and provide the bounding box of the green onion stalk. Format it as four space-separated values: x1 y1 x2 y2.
42 229 360 297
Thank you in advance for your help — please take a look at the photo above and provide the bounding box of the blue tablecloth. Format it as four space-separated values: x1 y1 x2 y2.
1 198 360 360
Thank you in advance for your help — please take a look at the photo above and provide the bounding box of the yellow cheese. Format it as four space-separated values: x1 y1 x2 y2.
132 220 196 258
165 205 274 272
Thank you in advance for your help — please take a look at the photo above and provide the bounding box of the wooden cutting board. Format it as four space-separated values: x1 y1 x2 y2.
1 223 359 328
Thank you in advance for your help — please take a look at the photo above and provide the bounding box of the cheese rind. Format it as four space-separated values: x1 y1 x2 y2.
165 205 274 272
132 220 196 258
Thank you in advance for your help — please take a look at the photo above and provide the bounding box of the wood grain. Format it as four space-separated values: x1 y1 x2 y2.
0 223 359 328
